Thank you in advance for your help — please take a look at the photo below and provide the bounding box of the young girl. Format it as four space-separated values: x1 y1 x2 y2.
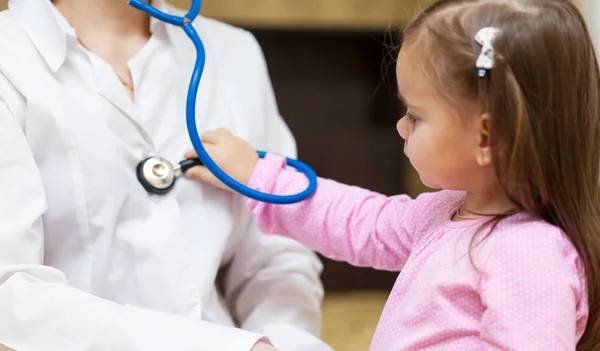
185 0 599 349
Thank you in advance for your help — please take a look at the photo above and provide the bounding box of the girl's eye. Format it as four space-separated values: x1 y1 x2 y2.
406 111 420 123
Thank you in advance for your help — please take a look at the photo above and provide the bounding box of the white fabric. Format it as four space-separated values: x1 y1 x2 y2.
0 0 331 350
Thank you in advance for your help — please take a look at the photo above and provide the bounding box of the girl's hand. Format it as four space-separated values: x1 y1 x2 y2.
250 342 279 351
183 129 259 191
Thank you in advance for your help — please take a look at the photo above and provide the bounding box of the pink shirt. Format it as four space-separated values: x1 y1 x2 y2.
245 154 589 350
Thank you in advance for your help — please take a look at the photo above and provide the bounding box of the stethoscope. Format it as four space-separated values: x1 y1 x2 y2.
136 156 203 195
129 0 318 204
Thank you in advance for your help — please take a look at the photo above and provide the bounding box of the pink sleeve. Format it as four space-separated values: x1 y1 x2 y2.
479 224 588 350
244 154 425 271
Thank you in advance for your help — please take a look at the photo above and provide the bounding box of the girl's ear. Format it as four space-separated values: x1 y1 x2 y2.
476 113 492 166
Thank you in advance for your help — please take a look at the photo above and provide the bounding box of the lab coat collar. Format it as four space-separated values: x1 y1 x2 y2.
8 0 172 73
8 0 66 72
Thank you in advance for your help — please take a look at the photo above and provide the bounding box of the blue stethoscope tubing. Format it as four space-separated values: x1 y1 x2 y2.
128 0 318 204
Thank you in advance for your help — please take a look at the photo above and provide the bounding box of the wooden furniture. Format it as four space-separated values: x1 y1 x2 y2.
321 291 388 350
193 0 431 30
0 0 433 26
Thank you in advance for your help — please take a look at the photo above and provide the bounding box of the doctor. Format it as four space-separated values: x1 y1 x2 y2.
0 0 332 350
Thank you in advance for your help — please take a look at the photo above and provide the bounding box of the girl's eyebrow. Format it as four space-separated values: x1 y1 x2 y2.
397 90 418 109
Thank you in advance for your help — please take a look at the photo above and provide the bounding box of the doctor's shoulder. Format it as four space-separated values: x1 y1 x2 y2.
168 4 279 127
0 11 32 61
0 10 39 67
0 12 33 125
166 2 265 66
166 3 270 101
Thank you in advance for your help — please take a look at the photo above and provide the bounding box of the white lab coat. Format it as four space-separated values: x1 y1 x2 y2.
0 0 332 350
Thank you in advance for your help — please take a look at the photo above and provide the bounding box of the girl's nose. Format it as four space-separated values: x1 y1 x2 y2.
397 115 410 140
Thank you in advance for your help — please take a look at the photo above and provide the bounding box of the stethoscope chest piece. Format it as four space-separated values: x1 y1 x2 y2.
136 156 177 195
136 156 204 195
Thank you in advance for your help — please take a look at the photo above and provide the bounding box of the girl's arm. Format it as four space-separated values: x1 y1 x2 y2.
185 130 436 271
244 153 415 271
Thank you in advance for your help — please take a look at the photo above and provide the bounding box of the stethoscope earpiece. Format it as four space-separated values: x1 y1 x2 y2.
136 156 203 195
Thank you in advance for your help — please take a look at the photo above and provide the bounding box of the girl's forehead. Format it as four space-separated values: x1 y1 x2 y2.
396 46 434 101
396 43 479 119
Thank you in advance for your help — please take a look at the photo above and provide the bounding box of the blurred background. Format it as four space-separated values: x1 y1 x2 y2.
0 0 587 349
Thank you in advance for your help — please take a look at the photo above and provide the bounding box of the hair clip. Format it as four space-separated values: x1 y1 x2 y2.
475 27 501 77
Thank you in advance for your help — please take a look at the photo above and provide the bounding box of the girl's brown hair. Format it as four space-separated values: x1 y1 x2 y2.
402 0 600 348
